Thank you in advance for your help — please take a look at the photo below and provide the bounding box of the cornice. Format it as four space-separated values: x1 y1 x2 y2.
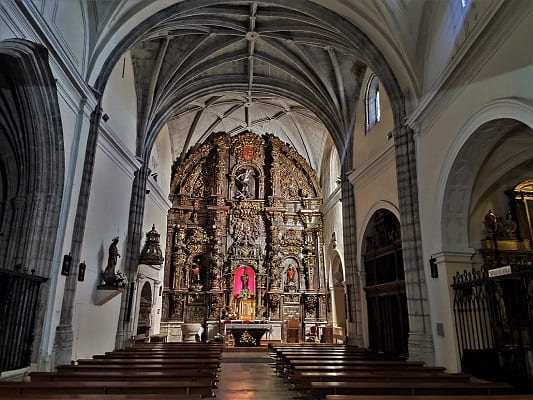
97 123 141 180
347 140 395 189
321 186 342 217
146 178 172 214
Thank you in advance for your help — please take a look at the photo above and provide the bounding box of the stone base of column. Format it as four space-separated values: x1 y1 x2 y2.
345 322 363 346
115 328 132 350
52 324 73 367
408 331 435 366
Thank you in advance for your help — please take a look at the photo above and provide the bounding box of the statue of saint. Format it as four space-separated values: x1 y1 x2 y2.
287 266 296 282
502 210 517 239
191 259 200 282
235 167 255 199
103 237 120 285
241 267 249 290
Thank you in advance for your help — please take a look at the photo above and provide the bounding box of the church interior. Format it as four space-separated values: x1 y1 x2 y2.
0 0 532 399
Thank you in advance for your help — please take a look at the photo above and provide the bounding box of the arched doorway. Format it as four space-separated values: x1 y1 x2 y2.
331 255 346 330
441 116 533 389
363 209 408 356
136 282 153 337
0 39 64 372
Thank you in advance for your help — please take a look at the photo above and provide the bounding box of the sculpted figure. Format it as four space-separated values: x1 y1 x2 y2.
103 237 120 285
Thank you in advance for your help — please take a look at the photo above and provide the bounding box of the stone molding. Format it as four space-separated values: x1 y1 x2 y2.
146 178 172 214
347 140 395 189
321 186 341 217
97 123 141 180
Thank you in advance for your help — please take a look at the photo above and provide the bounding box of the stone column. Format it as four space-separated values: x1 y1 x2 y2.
53 104 102 366
340 173 363 346
432 250 474 372
394 124 434 365
114 164 150 349
340 139 364 346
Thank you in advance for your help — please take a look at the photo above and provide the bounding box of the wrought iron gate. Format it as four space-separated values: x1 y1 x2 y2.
0 268 47 372
452 260 533 391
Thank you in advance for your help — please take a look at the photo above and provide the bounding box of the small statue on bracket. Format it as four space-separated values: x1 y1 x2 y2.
102 237 128 288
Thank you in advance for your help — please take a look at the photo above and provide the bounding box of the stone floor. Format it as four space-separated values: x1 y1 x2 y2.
214 351 295 400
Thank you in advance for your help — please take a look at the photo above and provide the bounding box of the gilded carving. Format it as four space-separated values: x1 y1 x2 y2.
165 131 324 326
304 294 317 318
170 292 185 320
285 294 300 304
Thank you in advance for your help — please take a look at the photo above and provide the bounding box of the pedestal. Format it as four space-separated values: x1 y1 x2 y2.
181 323 201 342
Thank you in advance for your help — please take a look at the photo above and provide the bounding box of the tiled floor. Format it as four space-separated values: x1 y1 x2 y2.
215 352 295 400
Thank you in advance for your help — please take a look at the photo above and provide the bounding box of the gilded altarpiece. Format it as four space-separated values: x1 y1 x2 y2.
162 132 327 334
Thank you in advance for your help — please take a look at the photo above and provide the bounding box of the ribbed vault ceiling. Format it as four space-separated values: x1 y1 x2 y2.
129 1 368 170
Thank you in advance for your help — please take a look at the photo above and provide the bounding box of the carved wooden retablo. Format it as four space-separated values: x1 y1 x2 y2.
162 132 327 325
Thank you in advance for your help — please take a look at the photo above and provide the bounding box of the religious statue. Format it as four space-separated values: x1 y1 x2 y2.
241 267 249 289
189 256 203 291
238 266 252 299
502 210 518 239
103 237 120 285
287 266 296 282
235 167 255 199
191 259 200 282
102 237 128 288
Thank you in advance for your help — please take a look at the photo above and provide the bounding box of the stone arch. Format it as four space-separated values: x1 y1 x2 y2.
0 38 65 365
437 98 533 253
136 281 153 336
358 201 400 262
361 208 408 356
0 39 65 276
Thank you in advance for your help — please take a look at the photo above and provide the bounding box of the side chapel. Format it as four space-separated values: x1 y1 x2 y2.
161 132 327 341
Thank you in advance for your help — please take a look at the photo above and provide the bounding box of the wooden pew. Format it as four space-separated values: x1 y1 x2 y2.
310 381 512 397
324 396 532 400
93 351 221 360
31 371 216 383
56 364 218 373
0 342 221 399
292 370 471 384
0 395 201 400
0 381 215 397
76 357 220 367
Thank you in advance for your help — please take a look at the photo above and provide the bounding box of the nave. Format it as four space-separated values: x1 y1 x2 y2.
0 342 532 400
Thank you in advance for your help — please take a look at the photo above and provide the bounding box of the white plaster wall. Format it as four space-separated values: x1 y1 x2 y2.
44 95 92 361
101 51 137 153
417 14 533 372
422 0 494 91
71 144 134 359
354 70 394 170
0 5 97 365
28 0 88 74
352 70 398 242
149 124 173 193
349 69 398 348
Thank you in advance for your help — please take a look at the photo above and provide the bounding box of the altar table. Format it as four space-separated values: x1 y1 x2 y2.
225 323 272 347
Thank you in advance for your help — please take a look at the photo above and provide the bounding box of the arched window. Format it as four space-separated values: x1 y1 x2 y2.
329 146 340 195
365 74 381 133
